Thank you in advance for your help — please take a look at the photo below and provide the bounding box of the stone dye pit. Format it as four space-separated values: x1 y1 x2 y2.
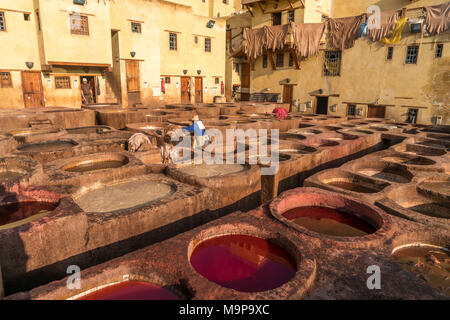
74 281 181 300
190 234 297 292
0 103 449 300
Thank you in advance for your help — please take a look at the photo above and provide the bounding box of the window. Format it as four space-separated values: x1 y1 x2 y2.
405 45 419 64
436 44 443 58
36 10 41 31
289 53 294 67
24 13 30 21
131 22 141 34
169 33 177 50
70 14 89 35
0 11 5 31
263 54 268 68
234 63 239 73
347 104 356 116
288 11 295 23
272 12 282 26
165 77 171 84
223 0 228 3
276 53 284 67
387 47 394 60
0 72 12 88
55 76 71 89
324 51 341 76
215 77 220 84
194 36 198 44
205 38 211 52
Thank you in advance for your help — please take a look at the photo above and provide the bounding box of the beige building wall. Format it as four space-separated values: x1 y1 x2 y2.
0 0 41 108
245 0 450 125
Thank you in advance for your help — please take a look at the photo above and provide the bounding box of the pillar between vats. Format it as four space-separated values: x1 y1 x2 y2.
0 264 4 298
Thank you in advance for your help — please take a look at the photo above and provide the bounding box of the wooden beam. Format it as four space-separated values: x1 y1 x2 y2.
290 49 300 69
245 5 254 17
287 0 294 9
267 51 276 70
48 61 111 68
257 2 265 13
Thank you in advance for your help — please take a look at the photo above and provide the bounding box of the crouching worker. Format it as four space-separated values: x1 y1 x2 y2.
128 133 153 152
160 134 175 164
182 115 209 149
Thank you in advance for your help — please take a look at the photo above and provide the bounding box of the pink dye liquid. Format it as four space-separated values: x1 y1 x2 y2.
283 206 376 237
190 234 297 292
77 281 180 300
0 201 57 227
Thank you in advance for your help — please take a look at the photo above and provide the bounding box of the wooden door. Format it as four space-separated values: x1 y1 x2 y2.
126 60 141 106
316 97 328 115
195 77 203 103
368 105 386 118
283 85 293 110
180 77 190 104
126 60 140 93
241 63 250 101
22 71 44 108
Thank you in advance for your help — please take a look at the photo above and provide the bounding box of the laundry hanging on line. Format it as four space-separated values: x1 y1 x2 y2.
367 10 401 41
424 2 450 35
328 15 365 50
380 17 408 45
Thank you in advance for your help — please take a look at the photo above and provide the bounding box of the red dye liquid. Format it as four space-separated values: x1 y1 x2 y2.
0 201 58 227
77 281 180 300
282 206 377 237
190 234 297 292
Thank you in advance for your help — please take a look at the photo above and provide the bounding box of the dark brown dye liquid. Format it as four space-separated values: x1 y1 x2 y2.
327 181 380 193
77 281 180 300
65 160 126 173
282 206 377 237
0 171 25 180
19 141 75 152
393 245 450 296
0 201 57 227
190 234 297 292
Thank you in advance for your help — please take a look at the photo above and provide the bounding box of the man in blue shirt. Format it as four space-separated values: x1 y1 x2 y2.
183 115 208 148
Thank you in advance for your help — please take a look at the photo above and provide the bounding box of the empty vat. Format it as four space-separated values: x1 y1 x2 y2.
63 154 130 173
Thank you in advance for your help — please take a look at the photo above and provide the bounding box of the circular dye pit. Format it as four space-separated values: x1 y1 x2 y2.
0 201 58 229
392 244 450 296
76 281 181 300
190 234 297 292
63 155 129 173
282 206 377 237
177 163 246 178
326 181 382 193
67 126 113 134
17 140 77 153
74 179 175 213
382 154 435 166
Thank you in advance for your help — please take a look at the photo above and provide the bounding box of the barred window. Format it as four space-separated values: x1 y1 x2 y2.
0 72 12 88
205 38 211 52
405 45 419 64
347 104 356 116
165 77 171 84
215 77 220 84
70 14 89 35
324 50 341 76
169 33 177 50
288 11 295 23
435 44 443 58
194 36 198 44
387 47 394 60
0 11 5 31
131 22 142 34
276 53 284 67
55 76 71 89
289 53 294 67
262 54 267 68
